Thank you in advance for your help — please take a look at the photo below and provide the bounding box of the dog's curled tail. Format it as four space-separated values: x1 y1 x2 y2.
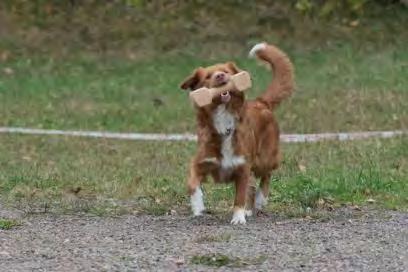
249 42 294 109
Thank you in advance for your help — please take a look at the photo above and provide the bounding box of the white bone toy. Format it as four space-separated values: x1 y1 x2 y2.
189 71 251 107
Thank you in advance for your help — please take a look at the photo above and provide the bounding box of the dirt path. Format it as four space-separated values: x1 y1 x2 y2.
1 208 407 272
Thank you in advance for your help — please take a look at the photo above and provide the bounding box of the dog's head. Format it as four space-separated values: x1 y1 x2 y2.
180 62 244 105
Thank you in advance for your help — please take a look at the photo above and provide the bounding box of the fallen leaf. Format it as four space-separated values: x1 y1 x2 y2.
349 20 359 27
175 257 185 265
298 164 307 172
127 52 137 60
167 257 185 266
170 209 177 215
3 67 14 75
351 205 362 211
0 51 10 61
317 198 325 206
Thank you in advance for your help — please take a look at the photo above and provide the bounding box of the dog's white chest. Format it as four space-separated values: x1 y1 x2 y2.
213 105 235 135
212 105 245 169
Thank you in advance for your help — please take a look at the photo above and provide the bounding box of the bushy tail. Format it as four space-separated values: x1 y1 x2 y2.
249 42 294 109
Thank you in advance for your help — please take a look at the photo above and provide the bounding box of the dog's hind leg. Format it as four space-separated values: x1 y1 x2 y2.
255 174 271 210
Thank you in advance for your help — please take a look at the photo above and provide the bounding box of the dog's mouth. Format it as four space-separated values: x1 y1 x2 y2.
220 91 231 103
213 79 228 88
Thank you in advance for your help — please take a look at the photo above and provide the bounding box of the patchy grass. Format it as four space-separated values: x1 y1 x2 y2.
0 43 407 134
0 218 19 230
191 253 267 268
191 254 233 267
195 233 232 244
0 135 406 215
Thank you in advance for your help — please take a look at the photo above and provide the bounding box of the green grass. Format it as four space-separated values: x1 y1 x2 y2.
0 40 407 216
191 254 234 267
0 6 407 216
191 253 267 268
195 233 232 244
0 135 406 215
0 218 19 230
0 43 407 133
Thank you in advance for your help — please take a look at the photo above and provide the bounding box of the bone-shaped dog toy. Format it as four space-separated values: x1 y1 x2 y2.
189 71 251 107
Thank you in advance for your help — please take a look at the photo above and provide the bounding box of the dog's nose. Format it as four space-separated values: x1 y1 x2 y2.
215 73 225 81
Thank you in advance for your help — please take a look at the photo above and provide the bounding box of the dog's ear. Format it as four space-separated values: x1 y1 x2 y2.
180 68 205 91
226 62 242 74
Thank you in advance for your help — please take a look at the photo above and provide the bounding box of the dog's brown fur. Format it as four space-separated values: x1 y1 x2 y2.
180 43 294 223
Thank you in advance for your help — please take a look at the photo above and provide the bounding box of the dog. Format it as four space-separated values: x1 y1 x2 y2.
180 43 294 224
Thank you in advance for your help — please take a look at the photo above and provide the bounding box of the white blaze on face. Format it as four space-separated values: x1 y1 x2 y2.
212 105 245 169
191 187 205 216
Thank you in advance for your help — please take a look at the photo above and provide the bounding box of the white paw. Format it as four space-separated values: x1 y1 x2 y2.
245 209 253 217
230 208 246 225
191 187 205 216
255 190 268 210
193 209 204 217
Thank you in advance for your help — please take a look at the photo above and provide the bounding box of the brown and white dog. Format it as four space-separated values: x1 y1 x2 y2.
180 43 294 224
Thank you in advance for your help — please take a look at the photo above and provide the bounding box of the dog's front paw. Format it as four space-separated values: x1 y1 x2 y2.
230 208 246 225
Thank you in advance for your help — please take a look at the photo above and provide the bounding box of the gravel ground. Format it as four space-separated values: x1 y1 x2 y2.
0 206 407 272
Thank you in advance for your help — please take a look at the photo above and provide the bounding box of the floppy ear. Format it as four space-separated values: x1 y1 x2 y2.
180 68 204 91
226 62 242 74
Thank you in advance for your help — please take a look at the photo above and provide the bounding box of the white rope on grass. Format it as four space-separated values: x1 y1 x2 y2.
0 127 197 141
0 127 406 143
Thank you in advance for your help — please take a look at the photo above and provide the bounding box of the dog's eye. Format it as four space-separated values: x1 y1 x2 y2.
206 74 212 79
